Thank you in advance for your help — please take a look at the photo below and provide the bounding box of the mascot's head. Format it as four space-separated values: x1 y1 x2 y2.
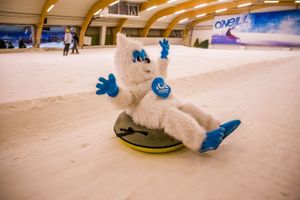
114 33 158 86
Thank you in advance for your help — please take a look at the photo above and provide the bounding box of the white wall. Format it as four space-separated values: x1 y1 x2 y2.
82 37 184 48
191 28 212 46
130 37 183 45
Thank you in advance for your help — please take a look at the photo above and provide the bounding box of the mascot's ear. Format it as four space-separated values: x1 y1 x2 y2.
117 33 127 47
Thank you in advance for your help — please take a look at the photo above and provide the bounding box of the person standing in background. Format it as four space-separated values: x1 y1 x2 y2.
63 28 72 56
71 32 79 54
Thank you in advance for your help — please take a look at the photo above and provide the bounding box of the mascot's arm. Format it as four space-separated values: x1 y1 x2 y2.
158 39 170 77
96 73 133 109
109 87 133 109
157 58 169 78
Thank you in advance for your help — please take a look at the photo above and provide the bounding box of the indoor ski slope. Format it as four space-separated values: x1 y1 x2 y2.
0 46 300 200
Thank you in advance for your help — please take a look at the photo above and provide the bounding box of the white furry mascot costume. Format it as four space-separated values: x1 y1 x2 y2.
96 33 241 153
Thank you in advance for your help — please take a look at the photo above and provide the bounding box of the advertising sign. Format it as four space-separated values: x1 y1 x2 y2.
211 9 300 47
0 25 33 49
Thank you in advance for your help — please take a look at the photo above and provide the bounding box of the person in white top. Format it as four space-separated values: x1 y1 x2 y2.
63 28 72 56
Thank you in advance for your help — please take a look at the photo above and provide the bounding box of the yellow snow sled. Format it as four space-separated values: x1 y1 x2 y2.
114 112 184 153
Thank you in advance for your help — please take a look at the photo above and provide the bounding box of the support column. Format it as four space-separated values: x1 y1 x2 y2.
35 0 59 47
113 18 127 45
189 27 193 47
99 27 102 46
31 26 36 47
101 26 106 46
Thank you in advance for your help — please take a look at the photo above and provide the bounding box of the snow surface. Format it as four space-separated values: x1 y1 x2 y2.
0 46 300 200
1 45 300 103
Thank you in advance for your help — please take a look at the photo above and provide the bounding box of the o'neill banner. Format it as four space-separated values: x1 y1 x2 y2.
211 9 300 46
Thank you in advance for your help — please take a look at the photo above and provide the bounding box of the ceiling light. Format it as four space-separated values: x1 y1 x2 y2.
167 0 177 3
215 8 227 13
158 16 167 21
179 18 189 23
264 0 279 3
296 0 300 3
174 10 185 14
196 13 207 18
94 9 102 15
195 3 208 9
238 2 252 7
109 0 120 6
47 4 54 12
146 5 158 11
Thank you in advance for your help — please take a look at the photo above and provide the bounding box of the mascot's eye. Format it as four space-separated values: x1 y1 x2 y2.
145 57 150 63
132 50 140 63
132 49 148 63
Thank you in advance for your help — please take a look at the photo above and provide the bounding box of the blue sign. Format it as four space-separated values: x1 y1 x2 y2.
0 25 33 49
211 9 300 47
214 15 249 29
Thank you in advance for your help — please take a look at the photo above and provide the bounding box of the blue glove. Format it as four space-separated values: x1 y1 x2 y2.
159 38 169 59
96 73 119 97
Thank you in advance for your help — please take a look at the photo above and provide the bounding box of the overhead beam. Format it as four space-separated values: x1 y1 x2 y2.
163 0 291 37
35 0 59 47
113 18 127 45
140 0 168 12
141 0 216 37
163 1 237 37
164 0 257 37
79 0 116 47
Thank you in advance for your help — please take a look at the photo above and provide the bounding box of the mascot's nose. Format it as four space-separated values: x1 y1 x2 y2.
145 58 150 64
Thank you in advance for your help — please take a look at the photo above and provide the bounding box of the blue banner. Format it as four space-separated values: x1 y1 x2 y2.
0 25 33 49
41 26 77 48
0 25 77 48
211 9 300 47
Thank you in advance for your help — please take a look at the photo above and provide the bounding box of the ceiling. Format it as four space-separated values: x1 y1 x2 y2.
0 0 298 30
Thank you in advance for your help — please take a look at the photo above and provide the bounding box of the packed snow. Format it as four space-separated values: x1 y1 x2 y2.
1 45 300 103
0 45 300 200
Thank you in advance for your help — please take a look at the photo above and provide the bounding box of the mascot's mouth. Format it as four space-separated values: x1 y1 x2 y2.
144 69 151 73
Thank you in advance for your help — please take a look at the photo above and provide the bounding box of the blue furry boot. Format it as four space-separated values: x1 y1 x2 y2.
199 127 225 153
220 120 241 139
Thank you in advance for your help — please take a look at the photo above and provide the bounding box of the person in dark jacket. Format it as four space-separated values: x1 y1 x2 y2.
71 33 79 54
18 38 27 48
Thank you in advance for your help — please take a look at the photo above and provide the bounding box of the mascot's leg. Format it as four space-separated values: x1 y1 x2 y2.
180 103 241 144
179 103 220 131
162 107 207 151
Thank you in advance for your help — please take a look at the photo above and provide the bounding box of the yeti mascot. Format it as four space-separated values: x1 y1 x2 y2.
96 33 241 153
